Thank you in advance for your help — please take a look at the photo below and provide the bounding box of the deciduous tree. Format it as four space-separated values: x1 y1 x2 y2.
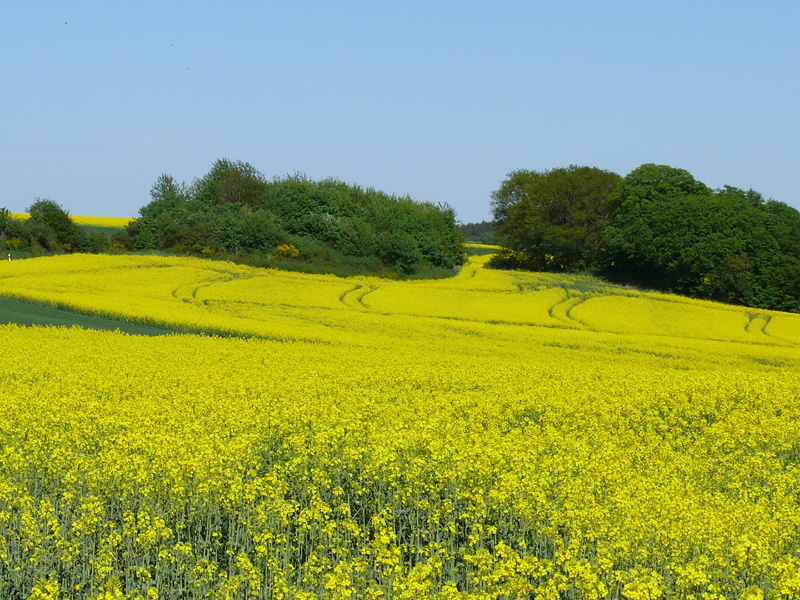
490 165 622 271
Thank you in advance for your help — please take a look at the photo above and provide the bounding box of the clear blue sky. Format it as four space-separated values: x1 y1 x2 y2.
2 1 799 223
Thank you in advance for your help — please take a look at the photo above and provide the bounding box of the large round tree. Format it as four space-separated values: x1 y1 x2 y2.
490 165 622 271
27 198 77 248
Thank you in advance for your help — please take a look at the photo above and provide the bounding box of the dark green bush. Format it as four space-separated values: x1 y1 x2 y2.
129 160 465 277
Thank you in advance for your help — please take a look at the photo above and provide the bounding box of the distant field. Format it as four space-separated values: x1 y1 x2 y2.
464 242 503 255
10 212 132 228
1 252 795 346
1 253 799 599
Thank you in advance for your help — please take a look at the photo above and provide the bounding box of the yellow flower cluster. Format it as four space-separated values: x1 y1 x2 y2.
1 253 799 599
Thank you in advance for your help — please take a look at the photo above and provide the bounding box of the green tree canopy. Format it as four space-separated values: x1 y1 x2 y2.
125 160 465 277
488 162 800 312
27 198 77 249
603 164 800 311
193 159 267 209
490 165 622 271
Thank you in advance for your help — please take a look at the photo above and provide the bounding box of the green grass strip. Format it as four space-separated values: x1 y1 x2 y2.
0 296 174 336
78 224 125 240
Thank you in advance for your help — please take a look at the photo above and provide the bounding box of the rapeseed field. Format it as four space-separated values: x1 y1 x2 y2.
1 253 799 599
10 214 132 228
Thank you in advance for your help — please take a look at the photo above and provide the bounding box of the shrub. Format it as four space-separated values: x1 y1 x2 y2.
274 243 299 259
27 198 77 248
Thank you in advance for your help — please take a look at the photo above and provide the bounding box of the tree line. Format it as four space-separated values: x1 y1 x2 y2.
118 159 464 277
490 164 800 312
1 159 465 278
0 200 110 255
5 160 798 311
457 221 496 245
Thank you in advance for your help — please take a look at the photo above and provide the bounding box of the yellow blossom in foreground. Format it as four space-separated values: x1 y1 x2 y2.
0 253 799 598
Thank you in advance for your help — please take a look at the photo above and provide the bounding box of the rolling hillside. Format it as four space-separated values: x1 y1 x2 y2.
1 252 799 599
2 252 798 352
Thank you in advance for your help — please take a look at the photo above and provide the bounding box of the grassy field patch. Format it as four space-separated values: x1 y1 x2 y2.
0 296 173 335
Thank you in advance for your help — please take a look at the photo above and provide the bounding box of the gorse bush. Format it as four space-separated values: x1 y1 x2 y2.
124 160 465 277
274 244 299 259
